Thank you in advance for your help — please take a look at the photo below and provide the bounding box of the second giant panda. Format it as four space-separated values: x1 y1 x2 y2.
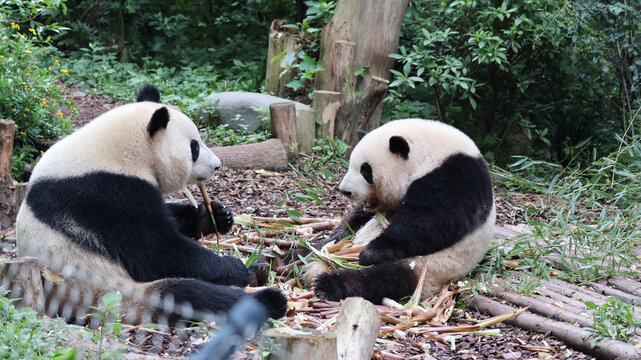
305 119 495 303
16 85 287 324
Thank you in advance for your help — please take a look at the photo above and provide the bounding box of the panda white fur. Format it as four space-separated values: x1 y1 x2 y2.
306 119 495 303
16 85 287 324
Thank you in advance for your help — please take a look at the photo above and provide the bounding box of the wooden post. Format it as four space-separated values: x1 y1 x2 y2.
334 298 381 360
270 102 298 160
262 328 337 360
265 20 299 98
312 90 341 139
296 108 316 153
314 0 409 146
0 119 16 229
210 139 289 171
0 257 45 315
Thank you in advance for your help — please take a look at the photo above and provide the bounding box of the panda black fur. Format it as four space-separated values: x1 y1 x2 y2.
16 85 287 324
306 119 495 303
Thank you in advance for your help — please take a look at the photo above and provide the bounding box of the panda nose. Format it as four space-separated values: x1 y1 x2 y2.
341 190 352 197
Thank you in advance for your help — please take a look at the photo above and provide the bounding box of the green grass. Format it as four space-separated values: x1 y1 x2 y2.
479 130 641 288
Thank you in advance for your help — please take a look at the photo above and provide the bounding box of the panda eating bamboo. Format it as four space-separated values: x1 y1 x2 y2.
304 119 496 303
16 85 287 325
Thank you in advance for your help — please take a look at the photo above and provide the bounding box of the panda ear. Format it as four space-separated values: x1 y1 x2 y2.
148 107 170 138
389 136 410 159
136 84 160 103
356 130 368 141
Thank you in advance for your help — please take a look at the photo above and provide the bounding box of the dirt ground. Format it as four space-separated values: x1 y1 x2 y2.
0 86 596 359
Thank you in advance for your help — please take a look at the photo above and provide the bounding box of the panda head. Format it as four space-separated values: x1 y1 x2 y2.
136 85 222 193
339 119 481 212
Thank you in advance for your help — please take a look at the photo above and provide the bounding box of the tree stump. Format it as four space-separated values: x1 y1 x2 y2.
0 257 45 315
262 328 337 360
296 108 316 153
270 102 298 160
265 20 299 98
335 297 381 360
0 119 16 229
210 139 289 171
312 90 341 139
314 0 409 145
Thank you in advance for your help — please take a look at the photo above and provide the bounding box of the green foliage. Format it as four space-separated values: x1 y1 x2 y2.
89 291 126 359
0 287 76 359
53 0 296 70
295 138 350 177
387 0 640 164
304 0 337 22
585 297 641 347
0 0 75 181
200 123 271 147
482 134 641 286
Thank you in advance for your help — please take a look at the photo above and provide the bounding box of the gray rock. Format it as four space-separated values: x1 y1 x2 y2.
196 92 310 132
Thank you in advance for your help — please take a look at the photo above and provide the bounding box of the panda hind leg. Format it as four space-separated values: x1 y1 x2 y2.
151 278 287 323
313 261 419 304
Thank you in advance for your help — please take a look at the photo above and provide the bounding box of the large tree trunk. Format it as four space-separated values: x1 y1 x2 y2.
0 119 16 229
314 0 409 146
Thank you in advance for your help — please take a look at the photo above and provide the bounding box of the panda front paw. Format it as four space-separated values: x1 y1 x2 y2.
194 202 234 235
248 261 270 287
313 272 350 302
211 201 234 234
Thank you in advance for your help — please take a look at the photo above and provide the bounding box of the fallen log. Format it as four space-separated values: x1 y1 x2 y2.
486 284 593 327
589 281 641 306
464 293 641 359
210 139 288 171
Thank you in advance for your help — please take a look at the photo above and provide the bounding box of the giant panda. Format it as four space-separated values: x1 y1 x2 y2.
305 119 495 303
15 85 287 325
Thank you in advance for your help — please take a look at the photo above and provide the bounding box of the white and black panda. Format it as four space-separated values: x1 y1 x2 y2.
16 85 287 324
306 119 495 303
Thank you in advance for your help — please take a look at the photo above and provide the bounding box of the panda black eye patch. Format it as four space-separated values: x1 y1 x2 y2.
190 140 200 162
360 162 373 184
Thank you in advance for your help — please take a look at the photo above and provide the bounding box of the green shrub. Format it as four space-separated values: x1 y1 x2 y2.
386 0 639 164
0 288 76 359
0 0 75 181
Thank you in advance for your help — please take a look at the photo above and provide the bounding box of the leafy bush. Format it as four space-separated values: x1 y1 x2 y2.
0 288 76 359
0 0 75 181
585 297 641 347
387 0 639 164
53 0 296 71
